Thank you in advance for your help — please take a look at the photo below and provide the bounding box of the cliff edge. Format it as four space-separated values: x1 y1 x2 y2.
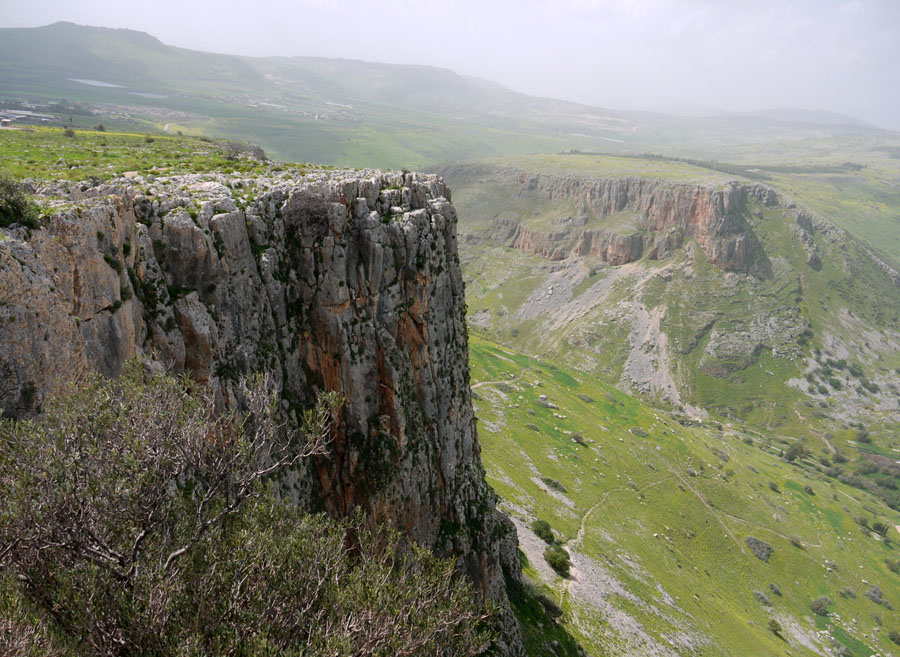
0 168 524 653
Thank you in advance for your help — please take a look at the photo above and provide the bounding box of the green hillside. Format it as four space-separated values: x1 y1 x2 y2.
1 23 893 172
470 335 900 657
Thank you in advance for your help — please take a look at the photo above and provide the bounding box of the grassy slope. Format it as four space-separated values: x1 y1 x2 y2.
470 335 900 657
448 153 900 450
5 119 900 657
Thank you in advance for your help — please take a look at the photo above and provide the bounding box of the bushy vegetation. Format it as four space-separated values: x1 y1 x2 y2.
0 365 492 656
745 536 773 562
810 596 831 615
532 520 555 544
0 171 40 228
543 545 571 578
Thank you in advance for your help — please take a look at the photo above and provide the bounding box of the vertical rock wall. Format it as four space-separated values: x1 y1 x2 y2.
0 169 523 653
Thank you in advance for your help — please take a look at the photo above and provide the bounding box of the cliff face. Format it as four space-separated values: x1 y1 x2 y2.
0 170 522 651
494 173 777 273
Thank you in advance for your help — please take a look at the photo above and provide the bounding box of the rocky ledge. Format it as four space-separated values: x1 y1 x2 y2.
0 168 523 653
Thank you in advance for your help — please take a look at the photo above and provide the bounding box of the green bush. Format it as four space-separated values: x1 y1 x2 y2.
541 476 567 493
746 536 773 562
532 519 555 544
0 172 40 229
810 596 831 615
543 545 571 577
0 365 492 656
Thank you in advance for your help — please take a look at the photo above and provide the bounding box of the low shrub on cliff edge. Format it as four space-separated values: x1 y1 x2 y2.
0 365 493 656
0 172 40 229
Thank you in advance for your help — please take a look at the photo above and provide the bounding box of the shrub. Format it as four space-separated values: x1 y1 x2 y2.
746 536 773 562
886 559 900 574
0 366 492 655
889 630 900 646
0 172 40 229
768 481 780 493
753 590 771 606
532 519 555 544
541 477 567 493
810 596 831 615
63 127 75 137
769 583 782 596
804 485 815 495
767 619 782 635
838 587 856 599
866 585 891 608
543 545 571 577
785 442 809 462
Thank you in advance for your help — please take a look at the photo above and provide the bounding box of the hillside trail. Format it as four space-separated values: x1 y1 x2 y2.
665 464 749 557
564 476 671 603
795 409 836 454
470 368 531 390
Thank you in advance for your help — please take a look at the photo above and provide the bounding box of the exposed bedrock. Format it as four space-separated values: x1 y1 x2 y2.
0 169 524 654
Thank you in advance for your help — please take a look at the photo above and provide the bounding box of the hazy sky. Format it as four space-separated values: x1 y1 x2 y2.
4 0 900 129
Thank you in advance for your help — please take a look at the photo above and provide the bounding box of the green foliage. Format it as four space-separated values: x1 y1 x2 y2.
0 365 491 656
0 171 40 229
784 442 809 462
810 596 831 615
540 477 566 493
531 519 555 544
745 536 773 562
767 618 782 635
543 545 571 577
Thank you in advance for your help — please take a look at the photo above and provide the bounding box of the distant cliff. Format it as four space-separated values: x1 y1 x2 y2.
0 169 523 653
471 172 785 275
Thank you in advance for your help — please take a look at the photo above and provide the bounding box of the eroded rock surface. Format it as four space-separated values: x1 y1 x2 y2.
0 169 523 654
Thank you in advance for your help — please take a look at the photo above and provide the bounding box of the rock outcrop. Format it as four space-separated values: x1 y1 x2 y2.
0 169 523 653
488 174 776 274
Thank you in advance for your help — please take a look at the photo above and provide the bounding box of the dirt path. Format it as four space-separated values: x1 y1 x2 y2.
666 464 748 557
470 369 529 390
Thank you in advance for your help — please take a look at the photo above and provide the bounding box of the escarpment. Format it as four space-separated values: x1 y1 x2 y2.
482 172 781 274
0 169 523 653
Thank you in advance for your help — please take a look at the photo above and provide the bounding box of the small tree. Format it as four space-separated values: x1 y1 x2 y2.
532 519 555 544
810 596 831 615
544 545 571 577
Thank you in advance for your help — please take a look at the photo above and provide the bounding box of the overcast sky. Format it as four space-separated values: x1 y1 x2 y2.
4 0 899 129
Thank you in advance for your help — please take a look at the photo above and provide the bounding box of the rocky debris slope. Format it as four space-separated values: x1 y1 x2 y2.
0 169 523 653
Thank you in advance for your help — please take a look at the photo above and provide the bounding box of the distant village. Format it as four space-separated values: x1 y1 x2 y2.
0 100 73 128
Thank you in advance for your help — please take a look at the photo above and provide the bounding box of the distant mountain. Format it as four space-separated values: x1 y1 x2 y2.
0 22 892 167
731 107 878 128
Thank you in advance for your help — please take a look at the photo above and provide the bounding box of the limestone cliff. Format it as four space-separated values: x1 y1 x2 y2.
0 169 523 653
485 172 776 274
